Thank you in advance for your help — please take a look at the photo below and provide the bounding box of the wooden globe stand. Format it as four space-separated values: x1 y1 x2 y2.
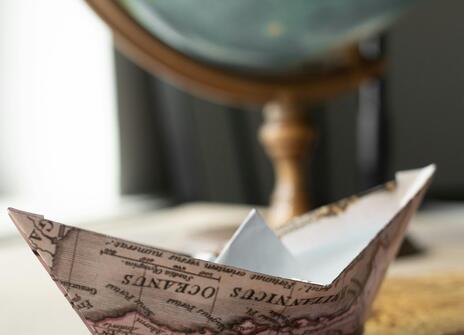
259 97 315 226
86 0 385 227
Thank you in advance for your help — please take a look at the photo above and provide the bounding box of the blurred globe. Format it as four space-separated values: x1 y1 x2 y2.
118 0 416 74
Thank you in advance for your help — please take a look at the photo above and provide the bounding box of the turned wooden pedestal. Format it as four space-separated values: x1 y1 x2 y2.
259 97 315 227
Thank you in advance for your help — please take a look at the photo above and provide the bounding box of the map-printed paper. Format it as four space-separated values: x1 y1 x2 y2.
8 166 434 334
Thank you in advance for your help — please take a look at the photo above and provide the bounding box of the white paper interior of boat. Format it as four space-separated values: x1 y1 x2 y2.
215 165 435 285
215 210 306 279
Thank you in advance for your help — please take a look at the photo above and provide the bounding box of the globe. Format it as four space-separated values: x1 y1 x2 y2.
118 0 416 74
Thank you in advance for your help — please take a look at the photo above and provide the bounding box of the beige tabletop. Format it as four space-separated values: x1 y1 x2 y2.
1 202 463 334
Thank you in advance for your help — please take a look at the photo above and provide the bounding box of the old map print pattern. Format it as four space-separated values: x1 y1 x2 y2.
8 182 427 335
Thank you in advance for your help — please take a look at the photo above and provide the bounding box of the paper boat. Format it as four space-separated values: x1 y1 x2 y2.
8 165 434 335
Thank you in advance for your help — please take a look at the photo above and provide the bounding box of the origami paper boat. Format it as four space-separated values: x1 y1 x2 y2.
8 165 434 335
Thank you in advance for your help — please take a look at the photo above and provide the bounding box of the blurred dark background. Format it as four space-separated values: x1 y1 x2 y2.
115 0 464 207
